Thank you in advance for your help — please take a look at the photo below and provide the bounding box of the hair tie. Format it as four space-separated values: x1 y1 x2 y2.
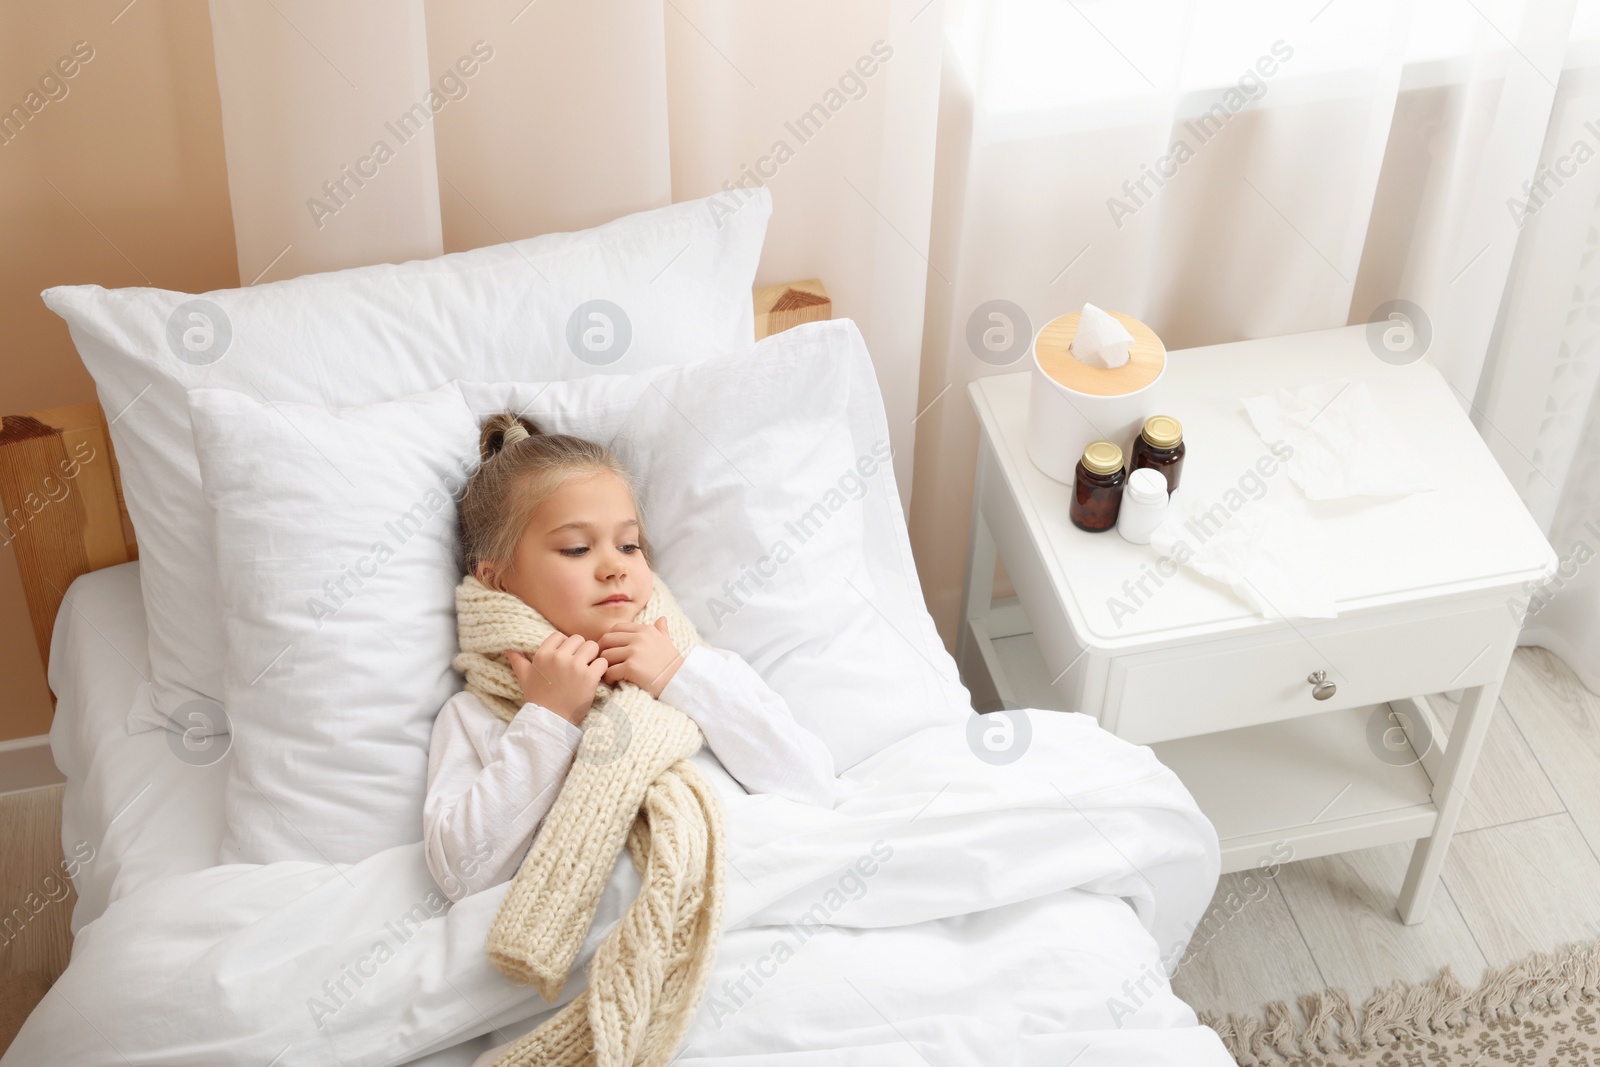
502 423 531 449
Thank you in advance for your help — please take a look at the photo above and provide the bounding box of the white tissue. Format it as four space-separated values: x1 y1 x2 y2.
1241 378 1435 499
1070 302 1135 369
1150 489 1338 619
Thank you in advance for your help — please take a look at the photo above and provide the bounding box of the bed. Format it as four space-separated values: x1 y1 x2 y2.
3 189 1233 1065
20 560 1230 1066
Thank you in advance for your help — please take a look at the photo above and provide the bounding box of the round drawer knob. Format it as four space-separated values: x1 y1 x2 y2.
1308 670 1336 700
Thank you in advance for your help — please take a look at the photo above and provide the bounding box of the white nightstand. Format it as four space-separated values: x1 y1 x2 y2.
959 324 1558 924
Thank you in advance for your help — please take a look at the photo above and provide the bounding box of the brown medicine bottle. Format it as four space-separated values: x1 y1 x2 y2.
1070 440 1126 532
1130 415 1185 494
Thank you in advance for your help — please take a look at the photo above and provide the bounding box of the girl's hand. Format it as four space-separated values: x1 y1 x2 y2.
598 618 685 698
506 633 607 727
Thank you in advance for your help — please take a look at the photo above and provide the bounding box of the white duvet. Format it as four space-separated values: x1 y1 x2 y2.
6 710 1229 1066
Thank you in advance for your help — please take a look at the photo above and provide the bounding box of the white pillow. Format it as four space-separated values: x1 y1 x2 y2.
189 320 969 864
190 384 481 865
42 188 771 733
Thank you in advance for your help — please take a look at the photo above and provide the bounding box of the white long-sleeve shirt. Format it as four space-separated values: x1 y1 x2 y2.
423 644 837 901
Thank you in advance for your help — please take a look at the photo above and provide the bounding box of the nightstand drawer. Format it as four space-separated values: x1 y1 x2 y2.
1104 602 1515 744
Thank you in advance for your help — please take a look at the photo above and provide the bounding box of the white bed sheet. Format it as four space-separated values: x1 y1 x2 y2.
22 565 1232 1066
42 564 482 1066
46 562 227 934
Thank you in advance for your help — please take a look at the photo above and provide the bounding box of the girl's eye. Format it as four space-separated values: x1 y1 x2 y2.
620 543 640 554
560 546 588 557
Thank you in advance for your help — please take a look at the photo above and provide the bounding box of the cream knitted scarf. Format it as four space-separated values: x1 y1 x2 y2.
452 573 726 1067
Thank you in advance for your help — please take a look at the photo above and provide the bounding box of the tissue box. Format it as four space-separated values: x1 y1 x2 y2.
1026 309 1167 483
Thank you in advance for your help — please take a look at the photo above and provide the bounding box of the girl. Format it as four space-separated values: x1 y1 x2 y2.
424 413 837 901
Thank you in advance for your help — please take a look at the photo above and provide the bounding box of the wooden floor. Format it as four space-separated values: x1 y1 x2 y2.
0 784 75 1053
1166 646 1600 1019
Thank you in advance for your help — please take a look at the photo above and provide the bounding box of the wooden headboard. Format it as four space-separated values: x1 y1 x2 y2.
2 279 831 677
0 405 138 673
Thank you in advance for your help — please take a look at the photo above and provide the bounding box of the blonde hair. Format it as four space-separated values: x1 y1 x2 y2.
458 413 651 575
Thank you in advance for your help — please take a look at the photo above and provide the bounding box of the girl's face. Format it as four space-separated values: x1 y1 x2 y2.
475 470 653 642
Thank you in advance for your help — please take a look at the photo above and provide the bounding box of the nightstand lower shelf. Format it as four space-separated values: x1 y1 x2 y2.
985 624 1440 876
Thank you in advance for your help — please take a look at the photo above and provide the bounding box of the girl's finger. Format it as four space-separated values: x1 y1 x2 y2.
654 618 669 634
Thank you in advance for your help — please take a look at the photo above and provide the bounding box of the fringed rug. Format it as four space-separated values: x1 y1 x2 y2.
1198 939 1600 1065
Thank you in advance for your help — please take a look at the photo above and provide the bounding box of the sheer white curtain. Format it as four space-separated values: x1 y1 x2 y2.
908 0 1584 648
205 0 943 507
208 0 445 281
1476 11 1600 690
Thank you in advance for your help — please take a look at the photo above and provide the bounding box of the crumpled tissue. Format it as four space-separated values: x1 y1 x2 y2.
1070 302 1135 368
1150 489 1338 619
1241 377 1436 499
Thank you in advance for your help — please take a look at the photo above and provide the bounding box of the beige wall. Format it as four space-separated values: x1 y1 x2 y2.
0 0 237 742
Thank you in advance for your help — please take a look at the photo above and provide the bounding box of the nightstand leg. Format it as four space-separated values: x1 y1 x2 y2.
957 444 998 682
1397 676 1502 924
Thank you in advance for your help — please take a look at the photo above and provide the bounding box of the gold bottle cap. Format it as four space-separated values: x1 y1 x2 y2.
1080 440 1124 475
1141 415 1183 449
